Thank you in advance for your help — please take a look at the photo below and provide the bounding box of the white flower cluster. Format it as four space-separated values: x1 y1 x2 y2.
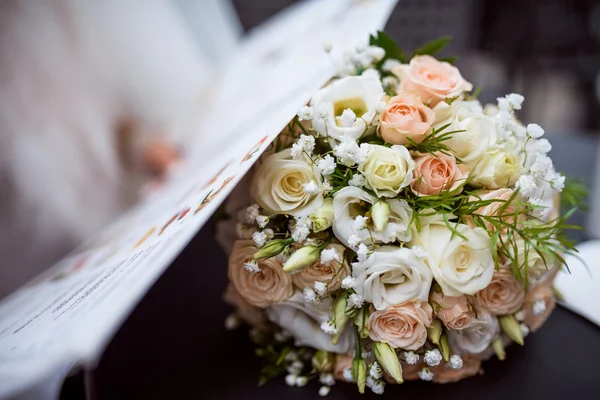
491 94 564 212
335 42 386 76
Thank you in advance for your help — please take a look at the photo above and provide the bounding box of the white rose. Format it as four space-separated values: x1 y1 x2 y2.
265 291 354 354
469 149 521 189
310 75 385 141
251 148 323 217
352 246 433 310
410 212 494 296
332 187 412 248
448 312 499 355
358 144 415 197
432 101 498 169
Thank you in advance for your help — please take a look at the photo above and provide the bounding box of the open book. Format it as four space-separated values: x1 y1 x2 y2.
0 0 398 397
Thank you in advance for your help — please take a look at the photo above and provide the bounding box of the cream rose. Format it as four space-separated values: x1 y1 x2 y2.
524 270 557 331
378 92 436 145
448 312 499 355
432 101 497 169
411 152 468 196
352 247 433 310
358 144 415 197
430 291 475 330
228 240 293 308
410 213 494 296
392 55 472 106
469 149 521 189
431 355 482 383
367 299 433 350
251 148 323 217
474 268 525 315
310 74 385 141
332 187 412 248
292 244 350 293
266 291 354 353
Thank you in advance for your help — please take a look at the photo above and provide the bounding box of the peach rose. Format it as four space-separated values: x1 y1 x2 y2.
333 354 354 382
368 299 433 350
468 189 524 232
392 55 473 106
475 268 525 315
431 355 482 383
228 240 293 308
223 284 270 331
430 291 475 330
524 272 557 331
410 152 468 196
378 92 435 145
292 244 350 293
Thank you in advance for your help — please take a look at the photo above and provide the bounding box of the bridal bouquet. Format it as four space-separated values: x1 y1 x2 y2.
220 33 583 396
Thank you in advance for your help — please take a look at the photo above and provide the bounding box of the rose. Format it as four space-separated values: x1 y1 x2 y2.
524 270 557 331
251 148 323 217
310 74 385 141
357 144 415 197
503 238 554 281
265 291 354 354
432 101 497 168
223 284 270 331
474 268 525 315
367 299 433 350
431 356 482 383
391 55 472 106
352 247 433 310
430 291 475 330
469 150 521 189
410 212 494 296
292 244 350 293
410 152 468 196
228 240 293 308
333 354 354 382
378 92 436 145
448 312 499 355
467 189 524 233
332 187 412 248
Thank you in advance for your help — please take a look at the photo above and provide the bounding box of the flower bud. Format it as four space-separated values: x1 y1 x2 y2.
373 342 403 384
499 315 524 345
254 238 292 259
492 338 506 361
332 292 349 345
427 319 442 345
352 357 367 394
371 201 391 232
439 334 450 362
283 246 320 273
309 198 334 232
312 350 335 372
354 307 370 338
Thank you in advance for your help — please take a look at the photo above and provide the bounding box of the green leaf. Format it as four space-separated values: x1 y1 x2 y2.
369 31 407 63
438 55 458 64
413 36 452 57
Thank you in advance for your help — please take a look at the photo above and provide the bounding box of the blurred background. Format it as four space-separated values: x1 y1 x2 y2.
1 0 599 297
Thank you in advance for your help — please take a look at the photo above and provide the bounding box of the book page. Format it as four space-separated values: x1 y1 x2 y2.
0 0 398 397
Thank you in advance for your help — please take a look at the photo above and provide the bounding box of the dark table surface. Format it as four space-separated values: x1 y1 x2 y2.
61 133 600 400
